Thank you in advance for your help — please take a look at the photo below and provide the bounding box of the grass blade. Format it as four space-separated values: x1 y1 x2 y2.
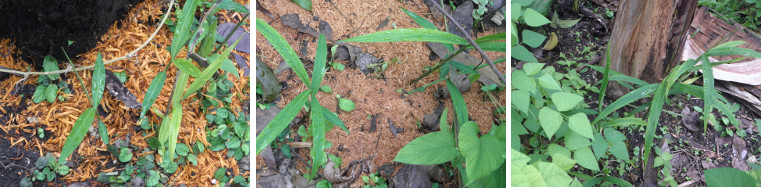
447 79 469 126
311 34 327 96
338 28 468 45
600 117 647 128
466 42 506 52
598 44 611 113
217 0 250 13
165 103 183 162
320 106 348 134
59 108 96 165
170 0 198 59
256 18 311 86
701 56 714 134
184 35 242 99
140 71 167 120
92 53 105 107
474 32 507 43
401 7 437 30
256 90 310 155
310 97 326 179
591 83 658 125
173 59 202 78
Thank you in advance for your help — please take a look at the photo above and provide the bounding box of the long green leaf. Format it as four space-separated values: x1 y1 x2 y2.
170 0 198 59
320 106 348 134
600 117 647 128
591 83 658 125
474 32 507 43
466 42 506 52
166 103 183 162
399 7 455 52
310 97 325 179
701 56 714 134
218 0 249 13
140 71 167 120
705 47 761 58
59 108 96 165
183 36 242 99
255 91 310 155
311 34 328 96
256 18 311 86
643 59 699 167
447 79 469 126
338 28 468 45
394 131 457 164
173 59 202 78
92 53 105 107
598 44 611 113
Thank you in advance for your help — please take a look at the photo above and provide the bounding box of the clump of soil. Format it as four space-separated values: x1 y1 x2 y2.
0 0 142 68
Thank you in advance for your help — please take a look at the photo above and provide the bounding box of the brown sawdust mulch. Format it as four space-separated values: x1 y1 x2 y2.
0 0 251 186
256 0 506 186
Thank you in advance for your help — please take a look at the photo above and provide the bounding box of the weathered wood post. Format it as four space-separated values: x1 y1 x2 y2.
605 0 698 97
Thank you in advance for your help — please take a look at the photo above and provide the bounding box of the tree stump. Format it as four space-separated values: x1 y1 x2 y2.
605 0 698 97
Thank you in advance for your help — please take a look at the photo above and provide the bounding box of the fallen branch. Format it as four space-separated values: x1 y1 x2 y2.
426 0 506 85
0 0 176 77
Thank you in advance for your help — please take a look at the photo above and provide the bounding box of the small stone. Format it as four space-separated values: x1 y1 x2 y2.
211 179 217 185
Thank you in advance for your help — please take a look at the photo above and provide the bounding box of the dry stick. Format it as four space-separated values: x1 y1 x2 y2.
427 0 506 85
0 0 176 77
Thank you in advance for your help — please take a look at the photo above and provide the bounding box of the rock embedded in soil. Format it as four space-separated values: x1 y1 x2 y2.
0 0 141 69
391 164 431 188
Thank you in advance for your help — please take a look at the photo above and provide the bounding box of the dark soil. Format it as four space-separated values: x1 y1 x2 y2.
0 125 40 187
0 0 142 68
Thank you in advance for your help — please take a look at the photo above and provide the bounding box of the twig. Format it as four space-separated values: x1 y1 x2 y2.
0 0 176 76
426 0 506 85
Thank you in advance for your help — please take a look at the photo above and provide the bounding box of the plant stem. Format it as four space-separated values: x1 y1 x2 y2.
427 0 506 85
409 46 467 85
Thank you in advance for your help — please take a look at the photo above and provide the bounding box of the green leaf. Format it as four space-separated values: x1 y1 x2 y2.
292 0 312 11
550 154 577 171
338 98 355 112
609 141 629 162
547 144 571 158
320 106 348 134
183 36 242 99
511 45 538 63
43 55 61 80
537 162 573 186
564 131 591 151
320 85 332 93
33 85 47 103
401 7 438 30
538 107 562 138
45 84 58 103
551 92 584 112
511 90 530 114
523 8 551 27
512 162 546 186
459 121 505 184
256 91 309 155
92 53 106 106
98 121 108 144
195 141 205 154
338 28 467 45
218 57 240 78
573 147 599 171
173 59 202 78
522 63 544 76
187 153 198 166
140 71 166 120
446 80 469 126
537 74 561 91
310 98 326 179
568 113 594 139
603 128 626 143
474 32 507 43
217 0 249 13
170 0 199 59
440 108 450 134
394 131 457 164
256 18 311 87
704 167 756 186
214 168 227 180
522 30 546 48
312 34 328 96
592 83 659 124
176 143 190 156
591 133 608 159
119 148 132 163
511 3 521 21
226 137 241 149
511 70 536 94
59 108 96 166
